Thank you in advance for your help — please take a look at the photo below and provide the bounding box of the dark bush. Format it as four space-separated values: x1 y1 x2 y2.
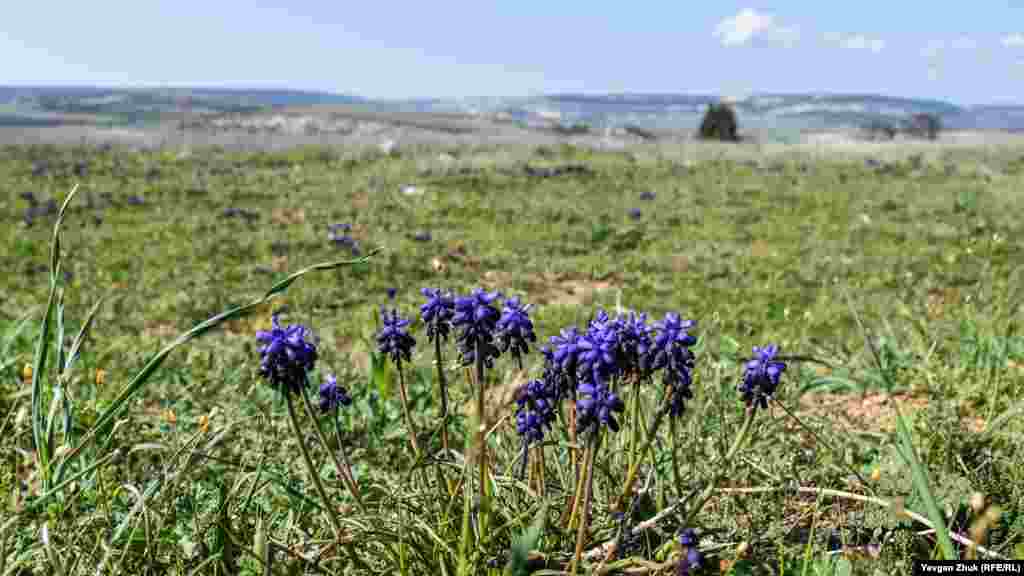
697 102 740 142
862 119 897 141
903 113 942 140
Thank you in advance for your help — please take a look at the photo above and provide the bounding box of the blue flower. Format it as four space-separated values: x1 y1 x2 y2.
576 379 625 434
420 287 456 343
451 288 502 368
550 327 584 377
615 312 654 377
648 313 698 417
387 287 398 300
639 191 656 201
255 315 318 394
496 297 536 366
577 317 622 386
677 529 702 576
319 374 352 413
328 224 360 255
377 308 416 368
515 377 558 444
629 208 642 220
738 344 787 410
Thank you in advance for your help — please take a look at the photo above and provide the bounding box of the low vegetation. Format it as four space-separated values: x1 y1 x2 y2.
1 140 1023 574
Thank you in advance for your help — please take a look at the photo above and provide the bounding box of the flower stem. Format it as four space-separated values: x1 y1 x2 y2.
474 337 490 539
299 386 365 512
681 406 757 528
670 416 682 499
615 402 671 512
396 364 422 458
570 433 599 576
434 336 450 455
284 391 343 539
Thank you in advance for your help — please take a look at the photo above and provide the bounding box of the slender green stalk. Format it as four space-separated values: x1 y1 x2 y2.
395 364 421 457
298 386 364 512
474 338 490 539
615 402 672 512
669 417 682 499
681 406 756 527
570 434 598 576
434 336 450 455
284 391 343 539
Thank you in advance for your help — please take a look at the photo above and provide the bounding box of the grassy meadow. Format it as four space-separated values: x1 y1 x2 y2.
1 138 1023 575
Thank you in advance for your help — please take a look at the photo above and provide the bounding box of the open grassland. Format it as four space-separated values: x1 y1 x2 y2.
1 139 1024 574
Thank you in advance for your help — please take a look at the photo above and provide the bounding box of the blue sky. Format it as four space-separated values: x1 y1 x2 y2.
3 2 1022 105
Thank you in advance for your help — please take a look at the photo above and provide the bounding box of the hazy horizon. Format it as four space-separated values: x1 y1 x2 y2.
3 2 1022 106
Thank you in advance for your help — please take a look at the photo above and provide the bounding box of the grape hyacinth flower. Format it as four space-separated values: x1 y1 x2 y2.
639 190 656 201
376 308 416 369
328 223 361 255
255 315 318 395
550 327 584 378
254 317 356 535
577 317 622 387
318 374 352 413
420 287 456 343
451 288 502 368
496 297 536 369
386 287 397 301
629 207 642 220
615 312 654 379
648 313 698 417
420 287 457 453
738 344 787 411
319 372 363 511
515 377 558 445
576 379 626 434
376 306 421 455
677 529 703 576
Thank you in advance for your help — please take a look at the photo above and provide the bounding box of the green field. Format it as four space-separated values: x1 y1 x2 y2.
2 141 1023 574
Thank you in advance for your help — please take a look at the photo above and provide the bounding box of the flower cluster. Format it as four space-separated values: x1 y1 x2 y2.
255 315 318 394
576 379 626 433
514 377 559 444
677 529 703 576
451 288 503 369
648 313 698 417
319 374 352 413
377 307 417 368
420 288 456 343
328 223 361 255
738 344 787 410
496 297 536 368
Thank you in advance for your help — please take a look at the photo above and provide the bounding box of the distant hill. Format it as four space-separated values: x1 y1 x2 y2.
2 86 1023 135
402 92 1024 135
0 86 365 126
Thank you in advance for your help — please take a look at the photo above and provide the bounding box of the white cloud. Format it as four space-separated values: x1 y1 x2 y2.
714 9 797 47
1002 33 1024 47
824 32 885 53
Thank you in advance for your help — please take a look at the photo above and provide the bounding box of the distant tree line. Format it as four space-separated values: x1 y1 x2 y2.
862 113 942 141
694 101 944 143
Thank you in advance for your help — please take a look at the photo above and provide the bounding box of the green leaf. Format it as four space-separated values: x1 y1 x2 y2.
370 350 393 399
506 502 548 576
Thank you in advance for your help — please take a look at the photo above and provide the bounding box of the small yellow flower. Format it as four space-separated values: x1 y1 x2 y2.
95 368 106 386
162 409 177 425
22 363 33 382
198 414 210 434
870 467 882 482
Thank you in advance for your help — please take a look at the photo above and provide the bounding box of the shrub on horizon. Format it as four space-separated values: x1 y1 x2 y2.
697 102 741 142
